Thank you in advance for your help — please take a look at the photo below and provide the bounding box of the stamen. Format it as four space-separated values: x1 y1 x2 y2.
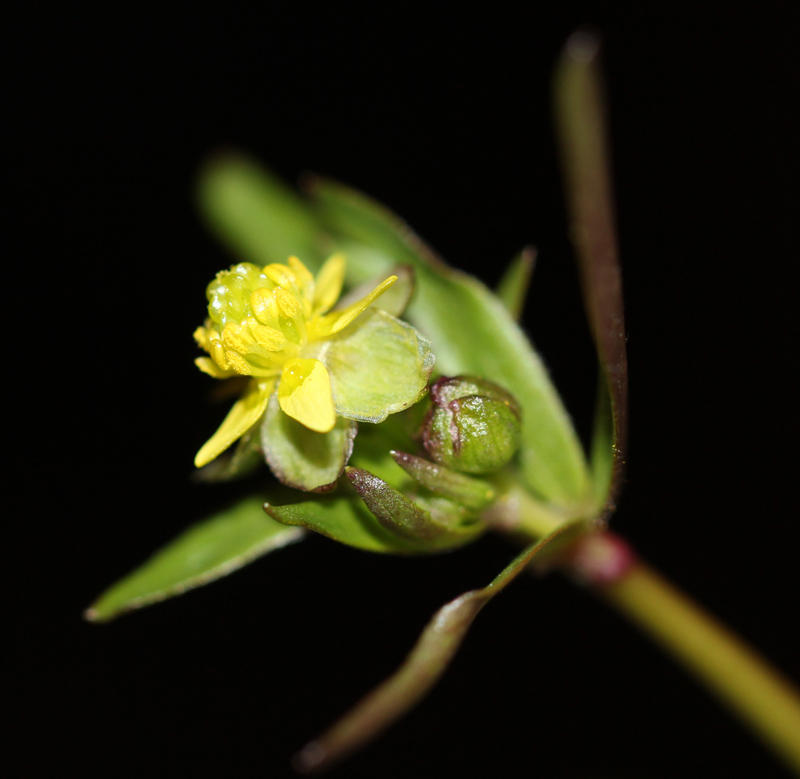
251 323 287 351
274 287 302 319
222 322 255 353
251 288 280 326
224 350 251 375
210 340 230 370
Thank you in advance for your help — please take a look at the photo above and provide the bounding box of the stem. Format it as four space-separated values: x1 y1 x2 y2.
565 532 800 774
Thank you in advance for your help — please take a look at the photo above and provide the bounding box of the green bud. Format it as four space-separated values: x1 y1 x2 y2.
422 376 522 474
390 451 496 511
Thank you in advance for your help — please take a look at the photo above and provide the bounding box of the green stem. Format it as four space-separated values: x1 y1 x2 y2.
566 534 800 774
601 561 800 773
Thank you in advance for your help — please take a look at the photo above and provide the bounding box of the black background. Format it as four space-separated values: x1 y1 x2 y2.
10 3 799 778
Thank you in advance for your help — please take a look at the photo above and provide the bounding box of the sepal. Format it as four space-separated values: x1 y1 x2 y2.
390 450 495 511
261 392 357 492
345 466 484 550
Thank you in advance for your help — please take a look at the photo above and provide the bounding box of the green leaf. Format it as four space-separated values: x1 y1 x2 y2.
197 152 323 270
293 520 585 774
307 177 590 509
320 309 435 424
261 392 357 492
496 246 536 321
264 494 435 555
85 497 304 622
554 32 628 515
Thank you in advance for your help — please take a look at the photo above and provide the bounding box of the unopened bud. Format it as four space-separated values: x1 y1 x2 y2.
422 376 522 474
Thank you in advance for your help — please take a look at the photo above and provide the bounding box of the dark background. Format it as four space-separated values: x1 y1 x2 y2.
10 3 799 778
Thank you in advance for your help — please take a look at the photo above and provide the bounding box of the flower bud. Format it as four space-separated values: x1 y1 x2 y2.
422 376 522 474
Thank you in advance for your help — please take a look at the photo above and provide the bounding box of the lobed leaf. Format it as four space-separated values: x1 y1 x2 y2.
85 497 304 622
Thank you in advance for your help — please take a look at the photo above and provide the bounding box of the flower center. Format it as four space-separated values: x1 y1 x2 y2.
200 261 315 377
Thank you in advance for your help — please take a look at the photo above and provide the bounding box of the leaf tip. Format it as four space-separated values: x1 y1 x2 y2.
564 29 601 63
292 740 327 775
83 603 116 623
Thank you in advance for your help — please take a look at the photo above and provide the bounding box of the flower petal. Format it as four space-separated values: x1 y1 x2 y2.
323 308 435 423
195 378 274 467
312 252 346 316
278 358 336 433
261 392 357 492
195 357 237 379
334 264 415 318
309 275 397 340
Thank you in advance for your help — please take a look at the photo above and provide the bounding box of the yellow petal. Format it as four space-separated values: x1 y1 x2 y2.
277 358 336 433
288 256 314 317
264 263 297 290
308 275 397 340
312 253 346 316
194 378 275 467
193 326 211 352
195 357 236 379
288 256 314 293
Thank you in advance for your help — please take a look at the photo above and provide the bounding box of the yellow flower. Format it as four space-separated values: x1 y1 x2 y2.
194 254 433 472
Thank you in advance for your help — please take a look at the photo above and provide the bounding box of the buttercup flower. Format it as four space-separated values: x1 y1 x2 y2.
194 254 435 489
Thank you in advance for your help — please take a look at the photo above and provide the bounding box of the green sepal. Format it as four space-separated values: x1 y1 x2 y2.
264 494 434 555
307 176 591 507
346 466 484 550
261 392 357 492
348 413 422 485
346 466 443 541
84 496 305 622
390 451 495 511
319 309 435 424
